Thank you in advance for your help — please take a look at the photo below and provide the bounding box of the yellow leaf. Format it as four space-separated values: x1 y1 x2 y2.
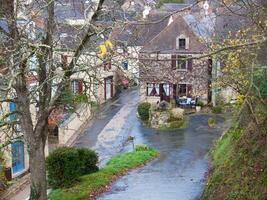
104 40 113 49
98 45 107 58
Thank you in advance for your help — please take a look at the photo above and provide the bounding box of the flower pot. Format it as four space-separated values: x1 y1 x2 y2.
196 106 201 112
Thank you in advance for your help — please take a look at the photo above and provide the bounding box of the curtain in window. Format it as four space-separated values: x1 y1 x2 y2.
147 83 159 96
163 84 170 96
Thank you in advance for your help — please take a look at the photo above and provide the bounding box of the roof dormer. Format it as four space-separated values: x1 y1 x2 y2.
176 34 189 50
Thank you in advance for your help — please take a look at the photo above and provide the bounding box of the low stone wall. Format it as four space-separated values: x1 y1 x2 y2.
58 104 92 146
150 111 170 129
150 107 185 129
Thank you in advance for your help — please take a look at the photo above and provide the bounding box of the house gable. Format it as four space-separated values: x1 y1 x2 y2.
140 15 206 53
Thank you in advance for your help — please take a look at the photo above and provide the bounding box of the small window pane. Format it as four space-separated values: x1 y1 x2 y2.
179 38 186 50
178 84 187 96
177 56 187 69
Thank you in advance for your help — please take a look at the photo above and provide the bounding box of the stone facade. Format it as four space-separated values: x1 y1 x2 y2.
139 53 211 104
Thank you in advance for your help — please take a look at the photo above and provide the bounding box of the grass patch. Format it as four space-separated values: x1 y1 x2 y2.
202 123 267 200
49 147 158 200
159 118 187 130
157 0 185 7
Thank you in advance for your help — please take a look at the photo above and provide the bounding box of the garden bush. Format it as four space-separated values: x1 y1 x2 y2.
208 117 216 127
135 144 151 151
0 151 7 193
212 106 222 114
77 148 98 175
137 102 151 121
46 147 98 188
196 101 204 107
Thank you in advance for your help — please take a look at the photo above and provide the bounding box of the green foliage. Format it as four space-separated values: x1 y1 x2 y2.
49 147 158 200
202 123 267 200
208 117 216 127
76 148 99 175
196 101 204 107
137 102 151 121
212 106 222 114
135 144 151 151
157 0 184 7
0 151 7 193
46 147 98 188
253 67 267 104
57 90 75 106
159 118 187 130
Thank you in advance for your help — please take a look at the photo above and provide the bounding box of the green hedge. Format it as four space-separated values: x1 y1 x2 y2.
49 146 158 200
137 102 151 121
212 106 222 114
46 147 98 188
0 151 7 193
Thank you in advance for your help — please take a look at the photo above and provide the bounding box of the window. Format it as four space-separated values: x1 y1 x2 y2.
122 61 128 70
178 84 187 96
147 83 159 96
162 83 170 96
177 56 187 70
178 38 186 50
176 35 189 50
71 80 83 94
11 141 25 174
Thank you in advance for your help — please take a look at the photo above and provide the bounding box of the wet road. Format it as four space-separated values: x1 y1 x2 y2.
97 106 227 200
74 89 227 200
74 89 138 148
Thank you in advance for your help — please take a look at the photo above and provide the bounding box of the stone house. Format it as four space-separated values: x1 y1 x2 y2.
139 10 215 104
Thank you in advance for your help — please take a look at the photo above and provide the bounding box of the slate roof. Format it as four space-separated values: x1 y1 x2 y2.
213 6 249 39
111 11 170 46
140 13 207 53
56 23 111 51
183 12 216 41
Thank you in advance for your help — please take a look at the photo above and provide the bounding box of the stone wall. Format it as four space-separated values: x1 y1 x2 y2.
58 103 91 146
139 53 210 103
150 110 170 129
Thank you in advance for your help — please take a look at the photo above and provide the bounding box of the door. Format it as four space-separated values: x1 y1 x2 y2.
105 77 113 100
11 141 25 174
159 83 170 102
9 102 16 121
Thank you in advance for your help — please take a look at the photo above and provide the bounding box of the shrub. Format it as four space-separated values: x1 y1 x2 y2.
170 108 184 120
212 106 222 114
196 101 204 107
157 100 170 111
76 148 98 175
46 147 98 188
135 144 151 151
208 117 216 127
0 151 7 193
137 102 151 121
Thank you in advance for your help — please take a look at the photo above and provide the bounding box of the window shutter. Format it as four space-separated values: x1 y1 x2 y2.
78 81 83 93
185 37 189 49
188 57 193 71
171 55 176 70
61 55 68 68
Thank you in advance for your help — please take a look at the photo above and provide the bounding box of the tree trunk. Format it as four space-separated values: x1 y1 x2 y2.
29 139 47 200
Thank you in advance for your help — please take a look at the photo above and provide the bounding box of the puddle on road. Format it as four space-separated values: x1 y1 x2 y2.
97 114 226 200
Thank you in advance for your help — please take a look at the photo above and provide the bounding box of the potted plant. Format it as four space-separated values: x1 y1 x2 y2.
196 101 204 112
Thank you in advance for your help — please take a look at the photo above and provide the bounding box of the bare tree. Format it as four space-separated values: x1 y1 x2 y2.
0 0 108 199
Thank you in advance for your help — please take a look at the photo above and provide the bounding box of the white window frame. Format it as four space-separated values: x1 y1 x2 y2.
176 34 189 50
176 55 188 71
